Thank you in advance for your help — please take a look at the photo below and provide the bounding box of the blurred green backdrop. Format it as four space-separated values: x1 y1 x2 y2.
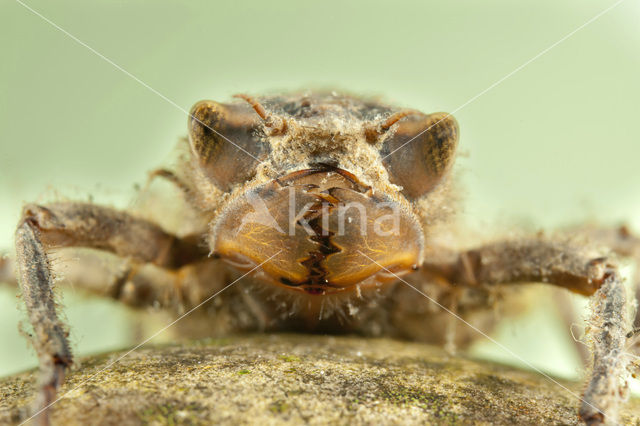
1 0 639 384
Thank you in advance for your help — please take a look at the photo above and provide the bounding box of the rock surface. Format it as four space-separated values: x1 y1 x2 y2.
1 334 639 425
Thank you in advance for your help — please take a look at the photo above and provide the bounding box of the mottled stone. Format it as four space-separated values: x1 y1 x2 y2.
1 334 639 425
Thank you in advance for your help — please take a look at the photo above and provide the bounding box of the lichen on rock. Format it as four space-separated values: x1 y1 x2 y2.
1 334 639 425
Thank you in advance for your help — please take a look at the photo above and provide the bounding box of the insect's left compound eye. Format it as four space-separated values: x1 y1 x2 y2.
188 100 271 192
379 112 458 199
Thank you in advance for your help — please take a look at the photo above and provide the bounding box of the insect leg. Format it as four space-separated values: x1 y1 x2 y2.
576 225 640 330
14 202 208 425
147 168 192 198
16 217 71 426
579 269 628 425
47 249 229 315
421 237 631 425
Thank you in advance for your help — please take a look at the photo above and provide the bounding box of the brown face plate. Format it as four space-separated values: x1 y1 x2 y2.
212 164 424 295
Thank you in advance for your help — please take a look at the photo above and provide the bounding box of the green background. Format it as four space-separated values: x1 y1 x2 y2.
1 0 639 387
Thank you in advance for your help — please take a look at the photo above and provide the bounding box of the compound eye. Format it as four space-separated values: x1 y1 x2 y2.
188 100 271 192
379 112 458 199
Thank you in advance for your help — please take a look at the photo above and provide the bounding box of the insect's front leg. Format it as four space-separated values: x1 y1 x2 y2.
14 202 208 425
421 237 631 425
578 226 640 330
16 217 71 426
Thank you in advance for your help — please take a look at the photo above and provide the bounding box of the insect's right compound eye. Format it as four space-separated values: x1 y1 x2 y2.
379 112 459 199
188 100 271 192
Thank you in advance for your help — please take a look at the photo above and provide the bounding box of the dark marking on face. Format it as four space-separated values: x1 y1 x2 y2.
273 164 374 295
